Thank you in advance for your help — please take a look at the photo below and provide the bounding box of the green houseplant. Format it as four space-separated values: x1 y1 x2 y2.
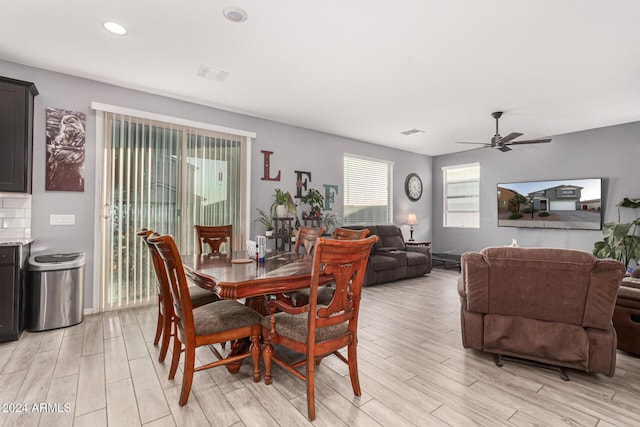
301 188 324 217
271 188 294 217
593 197 640 267
254 208 274 234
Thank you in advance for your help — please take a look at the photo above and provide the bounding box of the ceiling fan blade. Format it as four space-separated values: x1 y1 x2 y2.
507 138 552 145
498 144 512 152
495 132 523 145
456 141 490 145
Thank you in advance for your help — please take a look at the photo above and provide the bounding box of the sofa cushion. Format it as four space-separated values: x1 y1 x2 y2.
406 251 429 267
375 225 405 250
368 254 399 271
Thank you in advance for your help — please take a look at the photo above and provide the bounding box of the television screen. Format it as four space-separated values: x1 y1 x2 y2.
497 178 602 230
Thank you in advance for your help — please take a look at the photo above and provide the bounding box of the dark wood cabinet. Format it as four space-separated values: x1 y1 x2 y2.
0 244 30 342
0 76 38 193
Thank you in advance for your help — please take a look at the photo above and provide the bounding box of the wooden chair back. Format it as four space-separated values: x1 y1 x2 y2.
333 227 370 240
148 234 195 343
308 235 377 334
194 224 233 255
137 229 167 293
294 226 326 255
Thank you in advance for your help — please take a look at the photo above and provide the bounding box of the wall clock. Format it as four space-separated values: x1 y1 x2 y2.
405 173 422 201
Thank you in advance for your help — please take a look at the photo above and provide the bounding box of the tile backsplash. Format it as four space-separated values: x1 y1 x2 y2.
0 193 32 240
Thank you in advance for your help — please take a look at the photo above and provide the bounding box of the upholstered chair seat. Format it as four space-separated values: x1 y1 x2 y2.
194 300 262 335
260 307 348 343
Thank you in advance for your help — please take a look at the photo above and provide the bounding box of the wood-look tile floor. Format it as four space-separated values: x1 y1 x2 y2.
1 268 639 426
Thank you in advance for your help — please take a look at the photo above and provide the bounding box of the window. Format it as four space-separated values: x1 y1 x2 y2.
343 154 393 225
443 163 480 228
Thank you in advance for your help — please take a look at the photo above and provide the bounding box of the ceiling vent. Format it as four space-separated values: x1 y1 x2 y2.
196 65 230 82
400 129 425 136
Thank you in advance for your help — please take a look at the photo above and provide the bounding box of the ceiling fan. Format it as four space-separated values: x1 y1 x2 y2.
457 111 552 152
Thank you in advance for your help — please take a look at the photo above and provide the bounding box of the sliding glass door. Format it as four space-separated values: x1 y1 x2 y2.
97 110 249 311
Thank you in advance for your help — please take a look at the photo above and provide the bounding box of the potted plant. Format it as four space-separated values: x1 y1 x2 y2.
301 188 324 218
254 208 274 236
593 197 640 267
272 188 294 218
323 212 339 234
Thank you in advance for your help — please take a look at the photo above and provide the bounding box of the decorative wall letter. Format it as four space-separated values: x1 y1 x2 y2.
294 170 312 198
260 150 281 181
323 184 339 211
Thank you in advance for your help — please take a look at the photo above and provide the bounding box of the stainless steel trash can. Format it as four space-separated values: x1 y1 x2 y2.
26 253 85 331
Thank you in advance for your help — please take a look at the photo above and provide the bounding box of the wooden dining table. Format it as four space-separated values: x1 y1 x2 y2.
182 250 334 373
182 250 334 314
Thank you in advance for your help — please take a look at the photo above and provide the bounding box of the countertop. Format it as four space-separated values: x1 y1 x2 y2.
0 239 33 246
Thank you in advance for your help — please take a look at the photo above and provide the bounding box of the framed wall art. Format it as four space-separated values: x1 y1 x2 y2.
45 107 86 191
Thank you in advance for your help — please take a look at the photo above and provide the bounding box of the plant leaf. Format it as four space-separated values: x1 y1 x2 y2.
618 197 640 208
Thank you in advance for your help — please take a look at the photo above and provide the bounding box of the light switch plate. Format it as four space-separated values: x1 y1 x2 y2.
50 214 76 225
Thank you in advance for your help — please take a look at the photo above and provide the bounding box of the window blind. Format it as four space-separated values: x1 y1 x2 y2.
94 104 252 310
443 163 480 228
343 154 393 225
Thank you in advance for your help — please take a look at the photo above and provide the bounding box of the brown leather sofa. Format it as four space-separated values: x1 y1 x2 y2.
613 276 640 355
458 247 624 376
343 225 431 286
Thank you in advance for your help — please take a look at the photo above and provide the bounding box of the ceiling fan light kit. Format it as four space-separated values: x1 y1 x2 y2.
457 111 552 152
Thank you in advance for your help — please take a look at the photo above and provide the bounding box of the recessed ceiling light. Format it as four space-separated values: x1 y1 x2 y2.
102 21 128 36
223 7 248 23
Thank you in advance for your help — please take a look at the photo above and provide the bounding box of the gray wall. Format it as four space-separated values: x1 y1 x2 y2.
0 60 433 311
432 121 640 255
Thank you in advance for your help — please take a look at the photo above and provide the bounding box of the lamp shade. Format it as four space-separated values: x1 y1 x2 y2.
407 213 418 225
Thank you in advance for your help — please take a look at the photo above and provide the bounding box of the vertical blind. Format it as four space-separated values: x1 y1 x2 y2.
97 109 249 310
443 163 480 228
343 154 393 224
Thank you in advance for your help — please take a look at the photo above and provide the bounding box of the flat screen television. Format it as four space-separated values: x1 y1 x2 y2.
497 178 602 230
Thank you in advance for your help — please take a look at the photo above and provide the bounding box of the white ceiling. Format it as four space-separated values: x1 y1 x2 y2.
2 1 639 156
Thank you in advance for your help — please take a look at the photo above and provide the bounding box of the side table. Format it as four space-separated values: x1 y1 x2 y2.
405 241 431 247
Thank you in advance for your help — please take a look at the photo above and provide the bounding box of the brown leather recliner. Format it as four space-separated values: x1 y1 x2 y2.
458 247 625 377
613 277 640 355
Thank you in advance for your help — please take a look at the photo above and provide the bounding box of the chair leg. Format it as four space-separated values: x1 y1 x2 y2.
179 345 196 406
306 357 316 421
158 312 173 363
347 342 361 396
251 324 261 382
169 333 181 380
153 299 163 346
263 335 273 385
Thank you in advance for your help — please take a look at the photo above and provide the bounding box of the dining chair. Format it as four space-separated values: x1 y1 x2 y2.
137 229 219 363
148 233 262 406
332 227 371 240
275 226 326 306
293 225 326 256
194 224 233 255
262 235 379 420
287 227 371 307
